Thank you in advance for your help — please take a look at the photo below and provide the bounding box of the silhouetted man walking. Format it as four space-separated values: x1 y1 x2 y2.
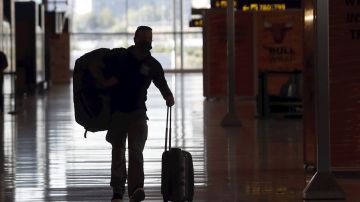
106 26 174 202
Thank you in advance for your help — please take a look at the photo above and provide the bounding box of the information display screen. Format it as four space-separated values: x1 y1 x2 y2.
211 0 302 11
238 0 301 11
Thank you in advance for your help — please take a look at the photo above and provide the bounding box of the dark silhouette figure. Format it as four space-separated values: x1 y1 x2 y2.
0 51 8 113
105 26 174 202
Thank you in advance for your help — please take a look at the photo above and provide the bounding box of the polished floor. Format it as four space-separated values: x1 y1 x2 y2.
1 73 359 202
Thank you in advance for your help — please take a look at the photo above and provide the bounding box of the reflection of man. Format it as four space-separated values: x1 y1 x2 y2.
106 26 175 202
0 50 8 113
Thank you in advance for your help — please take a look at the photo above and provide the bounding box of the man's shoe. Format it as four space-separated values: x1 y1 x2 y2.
129 187 145 202
111 193 123 202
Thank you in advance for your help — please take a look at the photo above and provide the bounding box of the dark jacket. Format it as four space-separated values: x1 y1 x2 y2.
105 46 172 112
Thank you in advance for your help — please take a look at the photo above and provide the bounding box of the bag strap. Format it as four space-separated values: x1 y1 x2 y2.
84 129 88 138
165 106 172 151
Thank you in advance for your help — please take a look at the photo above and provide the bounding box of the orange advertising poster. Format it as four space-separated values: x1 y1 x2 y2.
256 11 303 71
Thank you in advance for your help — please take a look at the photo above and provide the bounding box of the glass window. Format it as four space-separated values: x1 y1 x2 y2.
127 0 174 32
183 33 203 69
72 0 127 33
2 21 12 73
70 33 129 69
70 0 203 71
46 0 68 12
152 34 175 70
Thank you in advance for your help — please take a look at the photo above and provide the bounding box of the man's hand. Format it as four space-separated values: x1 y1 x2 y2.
165 95 175 107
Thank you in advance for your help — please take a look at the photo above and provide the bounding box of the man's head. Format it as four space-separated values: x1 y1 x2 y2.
134 26 153 52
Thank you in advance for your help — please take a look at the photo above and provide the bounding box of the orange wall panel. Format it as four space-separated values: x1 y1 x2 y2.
203 10 255 98
329 0 360 168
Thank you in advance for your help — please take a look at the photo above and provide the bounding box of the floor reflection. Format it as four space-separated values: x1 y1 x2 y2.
1 73 359 201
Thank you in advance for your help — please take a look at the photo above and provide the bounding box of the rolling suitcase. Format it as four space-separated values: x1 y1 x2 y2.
161 107 194 202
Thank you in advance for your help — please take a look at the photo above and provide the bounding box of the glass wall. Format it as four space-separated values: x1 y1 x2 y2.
69 0 203 71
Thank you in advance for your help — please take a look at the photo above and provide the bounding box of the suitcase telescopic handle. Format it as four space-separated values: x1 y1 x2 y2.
165 106 172 151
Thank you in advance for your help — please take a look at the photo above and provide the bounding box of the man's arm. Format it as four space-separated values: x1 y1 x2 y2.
88 59 117 89
151 60 175 107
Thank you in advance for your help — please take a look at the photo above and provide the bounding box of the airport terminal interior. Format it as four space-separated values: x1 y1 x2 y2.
1 0 360 201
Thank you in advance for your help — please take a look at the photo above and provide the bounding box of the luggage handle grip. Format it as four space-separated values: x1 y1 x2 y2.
165 106 172 151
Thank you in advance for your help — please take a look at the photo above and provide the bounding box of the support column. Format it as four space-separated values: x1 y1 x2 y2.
303 0 345 199
221 0 241 127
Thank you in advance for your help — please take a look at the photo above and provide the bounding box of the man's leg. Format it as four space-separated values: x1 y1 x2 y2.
127 114 148 199
110 140 127 196
107 112 128 198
